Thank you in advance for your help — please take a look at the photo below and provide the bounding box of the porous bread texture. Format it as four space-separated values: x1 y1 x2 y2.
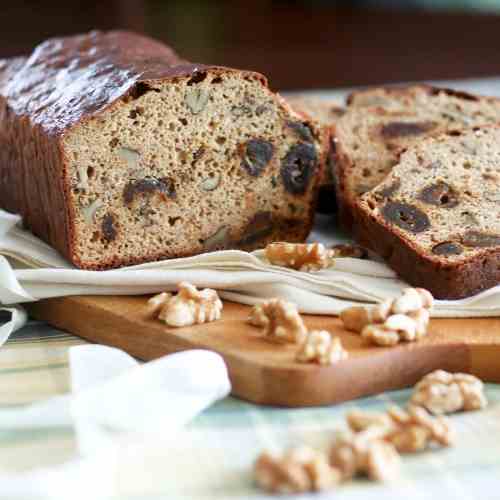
286 95 344 125
333 85 500 231
357 125 500 299
64 71 325 269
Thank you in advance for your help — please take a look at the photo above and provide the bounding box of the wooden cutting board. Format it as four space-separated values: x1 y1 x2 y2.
25 295 500 407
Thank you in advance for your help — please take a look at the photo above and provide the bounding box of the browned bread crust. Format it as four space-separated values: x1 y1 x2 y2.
332 84 500 236
356 125 500 299
0 31 326 269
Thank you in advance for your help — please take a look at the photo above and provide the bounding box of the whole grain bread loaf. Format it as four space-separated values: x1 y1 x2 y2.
286 95 344 213
0 31 326 270
333 85 500 232
357 125 500 299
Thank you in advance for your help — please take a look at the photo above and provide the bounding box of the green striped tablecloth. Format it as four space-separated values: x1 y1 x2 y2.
0 316 499 499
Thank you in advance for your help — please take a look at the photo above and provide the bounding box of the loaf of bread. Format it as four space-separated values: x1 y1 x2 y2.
0 31 326 270
333 85 500 231
357 126 500 299
286 95 344 213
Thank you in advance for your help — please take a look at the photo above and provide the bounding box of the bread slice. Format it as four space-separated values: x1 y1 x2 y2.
286 95 345 127
357 125 500 299
0 31 326 270
333 85 500 231
286 95 344 212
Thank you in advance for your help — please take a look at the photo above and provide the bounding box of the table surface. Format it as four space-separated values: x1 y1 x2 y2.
2 79 500 499
1 320 499 499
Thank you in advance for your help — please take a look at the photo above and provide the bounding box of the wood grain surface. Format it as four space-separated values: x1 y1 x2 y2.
26 295 500 407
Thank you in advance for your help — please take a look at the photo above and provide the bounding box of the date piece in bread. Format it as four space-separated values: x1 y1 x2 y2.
286 95 344 213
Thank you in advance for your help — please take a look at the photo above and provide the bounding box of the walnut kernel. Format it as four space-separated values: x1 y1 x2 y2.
117 147 140 170
200 173 221 192
410 370 487 414
342 288 433 347
248 299 307 344
296 331 348 365
151 282 222 327
254 447 340 494
329 430 400 482
349 406 455 454
185 87 210 114
81 198 103 224
265 242 334 271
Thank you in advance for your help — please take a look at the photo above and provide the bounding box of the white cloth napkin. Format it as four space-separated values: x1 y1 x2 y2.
2 208 500 344
0 345 231 499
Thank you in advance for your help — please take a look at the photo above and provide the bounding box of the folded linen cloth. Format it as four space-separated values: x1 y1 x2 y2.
0 344 231 499
2 208 500 344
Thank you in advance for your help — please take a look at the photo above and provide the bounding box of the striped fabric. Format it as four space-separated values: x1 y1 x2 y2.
0 321 498 498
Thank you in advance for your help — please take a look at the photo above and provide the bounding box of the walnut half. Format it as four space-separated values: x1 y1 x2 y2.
254 446 341 494
248 299 307 344
329 430 401 482
296 331 348 365
345 405 454 454
386 406 454 453
410 370 487 415
340 287 433 347
149 282 222 327
265 242 334 272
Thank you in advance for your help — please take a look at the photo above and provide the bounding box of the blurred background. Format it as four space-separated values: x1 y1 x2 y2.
3 0 500 90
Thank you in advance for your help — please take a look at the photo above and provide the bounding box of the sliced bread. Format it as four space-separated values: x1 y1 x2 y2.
357 125 500 299
333 85 500 231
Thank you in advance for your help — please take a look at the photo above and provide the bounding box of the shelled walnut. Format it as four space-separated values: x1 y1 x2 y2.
148 282 222 327
410 370 487 414
264 242 334 271
296 331 348 365
346 409 393 433
361 309 430 346
340 300 393 333
254 447 341 494
248 299 307 344
147 291 172 315
329 428 400 482
386 406 454 452
340 288 433 346
330 243 368 259
346 405 454 454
